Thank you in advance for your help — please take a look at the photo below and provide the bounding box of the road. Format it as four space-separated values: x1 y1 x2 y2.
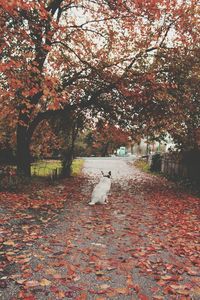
83 156 138 180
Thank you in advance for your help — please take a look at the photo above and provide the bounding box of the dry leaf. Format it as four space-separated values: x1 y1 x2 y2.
40 278 51 286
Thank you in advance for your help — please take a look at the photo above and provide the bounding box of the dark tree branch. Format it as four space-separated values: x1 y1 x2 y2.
46 0 64 16
27 106 72 142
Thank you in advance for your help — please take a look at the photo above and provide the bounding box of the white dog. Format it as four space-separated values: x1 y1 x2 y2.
88 171 112 205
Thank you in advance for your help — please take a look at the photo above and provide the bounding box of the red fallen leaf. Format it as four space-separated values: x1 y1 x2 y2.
24 280 40 288
146 246 156 251
18 291 36 300
115 287 129 294
139 293 150 300
185 267 198 275
53 273 63 279
126 274 134 288
34 264 43 272
131 251 147 258
22 272 32 279
75 292 87 300
5 255 13 262
156 280 166 287
161 275 180 281
170 284 185 290
151 287 160 293
18 258 31 264
165 264 174 270
163 286 174 295
52 261 65 267
56 291 65 298
64 291 74 298
89 289 107 295
68 285 84 291
133 284 140 293
18 291 25 298
23 297 36 300
50 286 59 293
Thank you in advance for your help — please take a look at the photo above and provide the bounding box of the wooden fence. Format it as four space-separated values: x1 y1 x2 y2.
161 155 189 178
161 153 200 182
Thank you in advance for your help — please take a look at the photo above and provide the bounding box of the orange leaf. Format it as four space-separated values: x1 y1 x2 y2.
115 287 128 294
40 278 51 286
126 274 134 288
25 280 40 288
3 240 15 246
75 292 87 300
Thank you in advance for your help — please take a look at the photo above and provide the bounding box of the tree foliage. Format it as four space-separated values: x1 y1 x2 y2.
0 0 199 174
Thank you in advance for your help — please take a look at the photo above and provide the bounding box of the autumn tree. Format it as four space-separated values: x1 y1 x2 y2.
0 0 118 175
89 123 130 156
159 47 200 151
1 0 199 176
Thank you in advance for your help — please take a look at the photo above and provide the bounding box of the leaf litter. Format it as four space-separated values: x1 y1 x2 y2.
0 168 199 299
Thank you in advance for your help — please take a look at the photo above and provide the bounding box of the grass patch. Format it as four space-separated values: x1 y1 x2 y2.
31 160 62 177
71 159 84 176
134 159 150 173
31 159 84 177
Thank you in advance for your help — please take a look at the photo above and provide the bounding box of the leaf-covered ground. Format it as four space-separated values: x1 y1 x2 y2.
0 163 199 299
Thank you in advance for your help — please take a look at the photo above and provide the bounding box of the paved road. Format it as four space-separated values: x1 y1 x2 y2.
83 157 138 180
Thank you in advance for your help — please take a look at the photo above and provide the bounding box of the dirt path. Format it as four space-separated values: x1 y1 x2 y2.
0 159 199 299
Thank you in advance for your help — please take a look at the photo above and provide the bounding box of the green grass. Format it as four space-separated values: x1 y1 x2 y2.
134 158 163 177
134 159 150 173
71 159 84 176
31 159 84 177
31 160 62 177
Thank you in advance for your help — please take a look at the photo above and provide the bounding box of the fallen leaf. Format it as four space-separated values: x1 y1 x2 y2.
25 280 40 288
139 293 150 300
3 240 15 246
126 274 134 288
115 287 129 294
96 271 105 276
100 284 110 289
57 291 65 298
40 278 51 286
75 292 87 300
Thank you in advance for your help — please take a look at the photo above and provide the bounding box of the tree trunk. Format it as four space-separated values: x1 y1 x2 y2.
61 121 79 177
61 149 73 177
16 124 31 177
101 142 110 157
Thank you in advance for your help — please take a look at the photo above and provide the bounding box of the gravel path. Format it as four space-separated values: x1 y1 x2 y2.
0 158 199 299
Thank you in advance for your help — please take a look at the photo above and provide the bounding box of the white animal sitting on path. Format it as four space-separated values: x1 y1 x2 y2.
88 171 112 205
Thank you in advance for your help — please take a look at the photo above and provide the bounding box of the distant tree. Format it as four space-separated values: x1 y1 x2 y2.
87 123 130 157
